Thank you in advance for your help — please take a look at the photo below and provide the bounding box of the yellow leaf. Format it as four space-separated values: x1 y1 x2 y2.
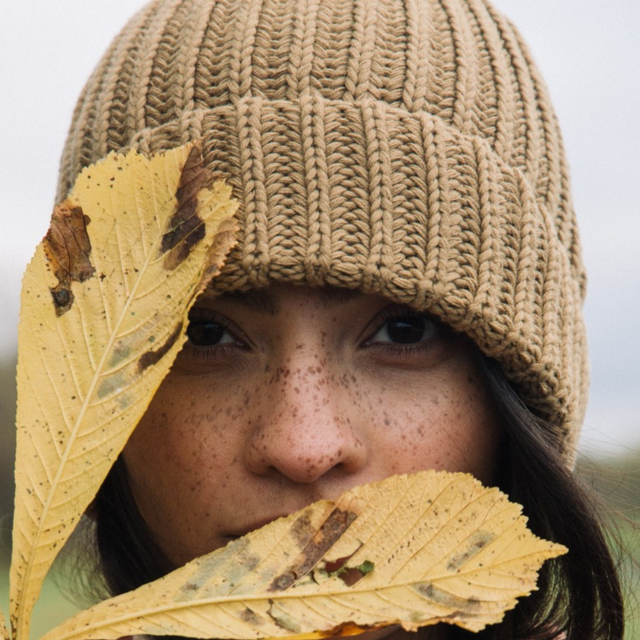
43 471 566 640
11 141 238 640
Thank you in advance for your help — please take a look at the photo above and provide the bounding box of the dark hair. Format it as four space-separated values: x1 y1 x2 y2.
87 352 624 640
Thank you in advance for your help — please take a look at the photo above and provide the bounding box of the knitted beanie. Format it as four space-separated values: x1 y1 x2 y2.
56 0 587 459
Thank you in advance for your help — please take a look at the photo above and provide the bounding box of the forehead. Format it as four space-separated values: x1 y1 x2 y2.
197 285 367 316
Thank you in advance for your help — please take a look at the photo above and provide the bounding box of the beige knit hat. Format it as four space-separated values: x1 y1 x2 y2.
56 0 587 458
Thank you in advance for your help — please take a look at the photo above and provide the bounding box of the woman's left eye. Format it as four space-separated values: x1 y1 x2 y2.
366 313 440 346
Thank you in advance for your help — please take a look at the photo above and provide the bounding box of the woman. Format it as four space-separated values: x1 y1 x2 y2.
57 0 624 637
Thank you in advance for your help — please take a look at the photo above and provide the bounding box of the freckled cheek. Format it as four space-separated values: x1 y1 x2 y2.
363 379 499 482
125 382 254 506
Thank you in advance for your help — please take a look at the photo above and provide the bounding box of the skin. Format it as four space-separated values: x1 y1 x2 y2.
123 283 501 639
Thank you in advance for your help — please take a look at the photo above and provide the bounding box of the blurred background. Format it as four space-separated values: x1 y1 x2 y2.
1 0 639 636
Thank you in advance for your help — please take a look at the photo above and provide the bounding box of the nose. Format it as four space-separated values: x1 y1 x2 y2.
243 352 368 484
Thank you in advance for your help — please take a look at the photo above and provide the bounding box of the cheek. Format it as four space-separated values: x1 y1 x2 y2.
122 378 253 557
367 365 501 484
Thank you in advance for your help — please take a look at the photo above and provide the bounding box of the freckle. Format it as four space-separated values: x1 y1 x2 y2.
264 364 271 373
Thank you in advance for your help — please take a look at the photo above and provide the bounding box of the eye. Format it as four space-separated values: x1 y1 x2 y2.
186 317 238 347
360 304 450 351
369 314 437 345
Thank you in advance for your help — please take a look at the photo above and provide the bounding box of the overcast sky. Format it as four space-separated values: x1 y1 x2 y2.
1 0 638 456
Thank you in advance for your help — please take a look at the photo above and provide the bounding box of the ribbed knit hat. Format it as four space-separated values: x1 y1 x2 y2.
56 0 587 459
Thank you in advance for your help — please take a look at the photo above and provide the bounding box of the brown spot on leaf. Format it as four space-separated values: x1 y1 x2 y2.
290 512 313 546
137 321 183 372
336 560 374 586
337 567 366 587
43 200 95 315
324 554 353 574
268 507 358 591
161 141 213 269
240 607 263 626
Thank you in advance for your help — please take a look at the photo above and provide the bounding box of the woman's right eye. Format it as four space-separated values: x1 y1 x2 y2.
186 318 238 347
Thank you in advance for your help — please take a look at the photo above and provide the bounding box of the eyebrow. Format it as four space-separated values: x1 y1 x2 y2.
217 286 362 316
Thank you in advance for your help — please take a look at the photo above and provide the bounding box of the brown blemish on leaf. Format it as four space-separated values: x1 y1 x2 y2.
137 321 183 373
337 567 366 587
240 608 263 626
324 554 354 575
161 141 213 270
43 200 96 315
290 512 313 546
269 507 358 591
335 560 374 586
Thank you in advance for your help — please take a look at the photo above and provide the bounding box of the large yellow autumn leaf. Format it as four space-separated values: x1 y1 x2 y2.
43 471 566 639
9 142 238 640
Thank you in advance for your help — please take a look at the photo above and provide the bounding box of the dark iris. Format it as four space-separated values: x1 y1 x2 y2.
186 320 225 346
386 316 427 344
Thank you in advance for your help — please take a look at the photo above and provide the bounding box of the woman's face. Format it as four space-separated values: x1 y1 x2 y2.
124 284 501 568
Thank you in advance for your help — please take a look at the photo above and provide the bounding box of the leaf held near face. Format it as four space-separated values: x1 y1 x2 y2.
42 470 567 640
10 141 238 640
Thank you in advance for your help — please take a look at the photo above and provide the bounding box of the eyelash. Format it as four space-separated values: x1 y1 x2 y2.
184 311 246 353
183 306 447 363
361 307 443 354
